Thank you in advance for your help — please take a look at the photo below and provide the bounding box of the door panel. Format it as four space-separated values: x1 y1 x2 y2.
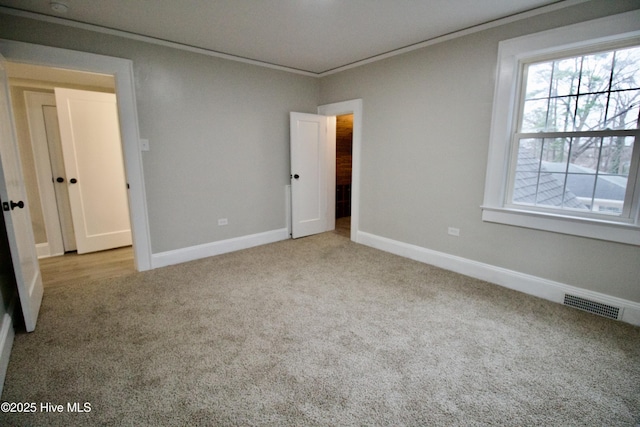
55 88 131 254
24 91 69 256
0 56 43 332
42 105 76 252
290 112 334 238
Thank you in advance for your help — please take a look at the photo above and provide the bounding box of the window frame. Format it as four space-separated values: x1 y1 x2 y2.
482 10 640 246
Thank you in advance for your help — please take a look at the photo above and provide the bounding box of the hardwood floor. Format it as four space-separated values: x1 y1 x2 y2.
334 216 351 238
39 246 136 288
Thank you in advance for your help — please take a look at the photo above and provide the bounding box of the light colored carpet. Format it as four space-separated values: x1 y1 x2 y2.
1 233 639 426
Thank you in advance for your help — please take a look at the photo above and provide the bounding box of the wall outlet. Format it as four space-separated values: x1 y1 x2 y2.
140 138 150 151
448 227 460 237
218 218 228 226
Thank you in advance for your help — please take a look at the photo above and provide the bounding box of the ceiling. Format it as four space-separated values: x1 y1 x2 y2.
0 0 580 75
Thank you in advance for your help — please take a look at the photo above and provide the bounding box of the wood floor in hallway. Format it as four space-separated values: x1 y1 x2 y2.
38 246 136 288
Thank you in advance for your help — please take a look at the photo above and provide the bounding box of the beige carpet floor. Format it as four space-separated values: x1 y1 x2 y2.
1 233 639 426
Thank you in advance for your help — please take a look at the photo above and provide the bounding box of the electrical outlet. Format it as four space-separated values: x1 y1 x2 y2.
218 218 228 226
448 227 460 237
140 138 150 151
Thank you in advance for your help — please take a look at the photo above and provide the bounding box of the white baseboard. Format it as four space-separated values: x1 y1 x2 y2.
35 242 63 259
0 298 16 396
358 231 640 326
36 242 49 259
151 228 290 269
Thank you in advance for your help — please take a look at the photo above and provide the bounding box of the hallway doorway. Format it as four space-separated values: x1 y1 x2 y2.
335 114 353 239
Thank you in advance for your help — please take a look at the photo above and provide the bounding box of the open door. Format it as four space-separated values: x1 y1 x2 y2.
0 56 43 332
54 88 132 254
290 112 335 238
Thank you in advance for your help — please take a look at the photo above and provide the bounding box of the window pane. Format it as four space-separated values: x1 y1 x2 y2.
575 92 607 131
513 139 543 205
512 171 539 204
541 138 569 169
515 138 543 170
546 96 576 132
521 99 550 132
525 62 552 100
611 46 640 91
606 89 640 130
566 173 595 210
579 51 613 95
569 136 600 170
599 136 634 176
552 57 580 96
535 172 567 207
593 176 625 215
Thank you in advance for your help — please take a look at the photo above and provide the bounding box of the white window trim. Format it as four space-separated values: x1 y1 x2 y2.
482 10 640 246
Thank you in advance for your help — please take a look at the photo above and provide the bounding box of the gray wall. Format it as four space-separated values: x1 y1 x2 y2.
319 0 640 302
0 13 319 253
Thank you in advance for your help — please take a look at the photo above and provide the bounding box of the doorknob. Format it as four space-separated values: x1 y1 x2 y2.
70 178 78 184
293 174 300 179
56 177 65 183
10 200 24 210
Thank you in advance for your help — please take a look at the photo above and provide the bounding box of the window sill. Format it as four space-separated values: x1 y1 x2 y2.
481 206 640 246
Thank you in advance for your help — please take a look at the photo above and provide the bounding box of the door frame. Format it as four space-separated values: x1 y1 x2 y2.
0 39 152 271
318 99 362 243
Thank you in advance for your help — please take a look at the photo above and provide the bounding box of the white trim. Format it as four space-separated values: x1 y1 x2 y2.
482 10 640 245
286 185 292 237
358 231 640 326
0 39 153 271
482 206 640 245
151 228 289 269
0 6 317 78
318 99 363 243
35 242 53 259
0 298 16 396
0 1 588 77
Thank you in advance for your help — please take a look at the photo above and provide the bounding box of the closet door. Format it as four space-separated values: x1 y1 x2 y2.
55 88 131 254
42 104 76 252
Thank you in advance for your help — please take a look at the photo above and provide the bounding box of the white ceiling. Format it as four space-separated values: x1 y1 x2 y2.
0 0 579 75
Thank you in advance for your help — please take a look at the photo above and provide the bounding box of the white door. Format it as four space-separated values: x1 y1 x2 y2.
0 56 43 332
54 88 132 254
290 112 336 238
42 105 77 252
24 91 75 256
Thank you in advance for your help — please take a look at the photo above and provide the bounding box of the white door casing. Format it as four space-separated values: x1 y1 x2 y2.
318 99 363 243
54 88 132 254
0 55 43 332
0 39 152 271
289 112 336 238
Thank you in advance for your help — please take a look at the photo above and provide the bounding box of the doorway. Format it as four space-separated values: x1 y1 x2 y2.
0 39 152 272
335 114 353 238
318 99 362 243
7 63 135 278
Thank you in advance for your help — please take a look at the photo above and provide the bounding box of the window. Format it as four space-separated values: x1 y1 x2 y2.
482 11 640 245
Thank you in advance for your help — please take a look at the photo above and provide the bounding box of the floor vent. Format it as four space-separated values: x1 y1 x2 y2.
563 294 621 320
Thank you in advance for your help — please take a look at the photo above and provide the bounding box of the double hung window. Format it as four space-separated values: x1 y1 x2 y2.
482 11 640 245
511 46 639 218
